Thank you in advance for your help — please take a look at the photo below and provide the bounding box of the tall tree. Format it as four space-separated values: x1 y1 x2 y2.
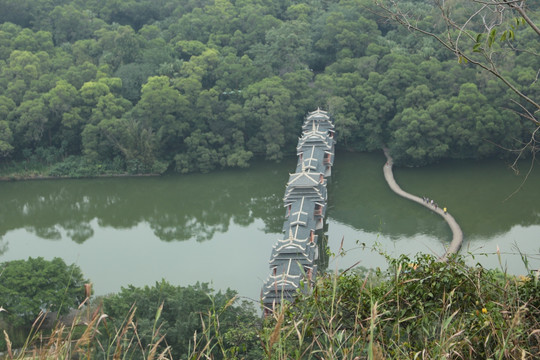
0 120 14 159
132 76 190 158
242 76 295 160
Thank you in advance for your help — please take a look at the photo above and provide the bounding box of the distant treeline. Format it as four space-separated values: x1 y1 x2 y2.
0 0 537 174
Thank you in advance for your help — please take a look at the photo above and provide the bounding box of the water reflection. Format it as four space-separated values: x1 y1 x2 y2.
0 238 7 256
0 162 292 244
392 156 540 240
1 153 539 297
329 153 540 241
0 153 539 246
329 152 452 240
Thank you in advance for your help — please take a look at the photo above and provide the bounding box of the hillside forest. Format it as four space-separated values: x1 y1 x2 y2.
0 0 538 175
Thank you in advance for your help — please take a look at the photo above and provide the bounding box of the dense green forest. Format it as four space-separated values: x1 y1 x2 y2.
0 0 538 175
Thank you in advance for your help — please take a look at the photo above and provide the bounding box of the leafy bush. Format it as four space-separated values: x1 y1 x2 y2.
100 280 262 359
47 156 100 177
0 257 88 329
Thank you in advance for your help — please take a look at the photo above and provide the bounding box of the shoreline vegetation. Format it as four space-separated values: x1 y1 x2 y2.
0 156 162 181
0 148 526 182
0 172 160 181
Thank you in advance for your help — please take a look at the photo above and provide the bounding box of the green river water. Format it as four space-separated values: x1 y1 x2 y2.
0 152 538 300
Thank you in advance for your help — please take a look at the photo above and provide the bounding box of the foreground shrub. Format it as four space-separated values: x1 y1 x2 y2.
0 257 88 351
265 254 540 359
0 257 88 329
2 255 538 359
100 280 262 359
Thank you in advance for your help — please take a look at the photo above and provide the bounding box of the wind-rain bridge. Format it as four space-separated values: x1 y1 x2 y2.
261 109 335 315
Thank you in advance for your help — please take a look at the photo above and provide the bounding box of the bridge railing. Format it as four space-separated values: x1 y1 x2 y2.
261 109 336 315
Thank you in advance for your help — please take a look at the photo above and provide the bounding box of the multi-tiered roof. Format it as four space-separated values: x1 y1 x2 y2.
262 109 335 315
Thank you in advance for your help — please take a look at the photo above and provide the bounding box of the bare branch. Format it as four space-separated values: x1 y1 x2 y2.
454 2 488 49
376 0 540 112
503 0 540 37
509 99 540 126
504 130 538 201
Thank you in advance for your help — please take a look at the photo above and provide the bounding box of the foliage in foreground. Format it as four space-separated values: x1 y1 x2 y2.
0 280 262 359
99 280 262 359
273 254 540 359
1 254 539 359
0 257 88 329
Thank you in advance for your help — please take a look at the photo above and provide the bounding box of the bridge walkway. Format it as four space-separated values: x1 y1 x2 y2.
382 148 463 261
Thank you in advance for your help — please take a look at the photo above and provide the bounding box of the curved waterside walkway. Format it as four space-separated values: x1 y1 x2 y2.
382 148 463 261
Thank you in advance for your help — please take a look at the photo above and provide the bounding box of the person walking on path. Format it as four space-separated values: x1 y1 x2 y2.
382 147 463 261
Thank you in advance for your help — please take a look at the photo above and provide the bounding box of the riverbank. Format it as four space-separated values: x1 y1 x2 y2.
0 157 161 181
0 172 160 182
382 148 463 260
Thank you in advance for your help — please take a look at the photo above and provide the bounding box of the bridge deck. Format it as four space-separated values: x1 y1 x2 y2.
261 109 335 315
382 148 463 261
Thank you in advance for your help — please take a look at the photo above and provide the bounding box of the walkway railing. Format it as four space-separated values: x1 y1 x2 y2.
382 148 463 261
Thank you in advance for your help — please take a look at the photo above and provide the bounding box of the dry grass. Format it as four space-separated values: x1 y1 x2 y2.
1 301 172 360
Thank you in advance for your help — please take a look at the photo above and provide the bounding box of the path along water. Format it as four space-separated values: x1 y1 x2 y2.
382 148 463 261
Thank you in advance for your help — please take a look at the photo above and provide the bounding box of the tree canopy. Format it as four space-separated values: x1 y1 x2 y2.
0 0 537 173
377 0 540 165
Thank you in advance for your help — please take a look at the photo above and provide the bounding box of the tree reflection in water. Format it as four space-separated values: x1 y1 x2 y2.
0 161 292 244
1 153 539 248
